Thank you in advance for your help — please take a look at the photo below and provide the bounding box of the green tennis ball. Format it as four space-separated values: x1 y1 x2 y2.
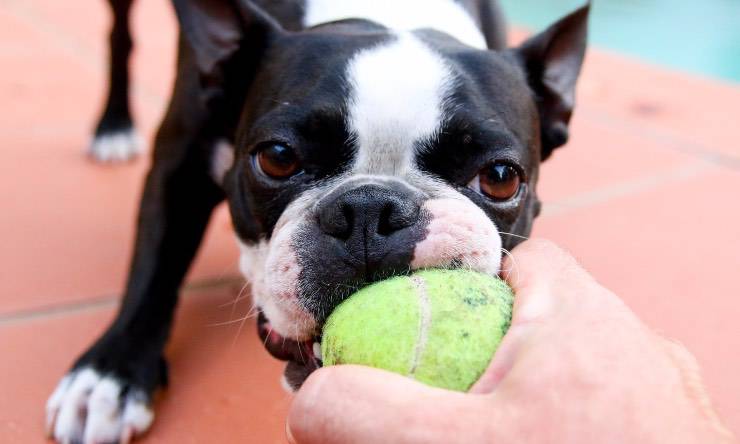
321 269 514 392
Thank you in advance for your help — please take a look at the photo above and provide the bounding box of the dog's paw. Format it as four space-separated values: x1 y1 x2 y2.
46 367 154 444
88 128 142 163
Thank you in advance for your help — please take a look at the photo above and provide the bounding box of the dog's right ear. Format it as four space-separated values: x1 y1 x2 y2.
173 0 284 104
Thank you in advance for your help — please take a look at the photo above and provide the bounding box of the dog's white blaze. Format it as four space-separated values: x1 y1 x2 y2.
303 0 487 49
346 33 453 176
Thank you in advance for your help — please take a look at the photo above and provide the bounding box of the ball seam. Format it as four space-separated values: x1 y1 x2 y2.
409 275 431 376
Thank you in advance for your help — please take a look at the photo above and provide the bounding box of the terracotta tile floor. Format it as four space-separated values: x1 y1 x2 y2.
1 0 739 441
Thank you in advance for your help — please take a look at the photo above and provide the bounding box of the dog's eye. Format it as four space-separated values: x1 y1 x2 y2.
255 143 300 179
469 163 521 201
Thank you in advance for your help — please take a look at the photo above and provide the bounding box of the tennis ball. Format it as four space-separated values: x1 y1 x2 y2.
321 269 513 392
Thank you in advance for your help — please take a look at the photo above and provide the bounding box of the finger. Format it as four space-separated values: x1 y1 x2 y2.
502 238 595 323
287 365 492 444
501 239 580 295
472 239 584 393
468 321 532 394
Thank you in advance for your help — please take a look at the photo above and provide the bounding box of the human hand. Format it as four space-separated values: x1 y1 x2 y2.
287 239 734 444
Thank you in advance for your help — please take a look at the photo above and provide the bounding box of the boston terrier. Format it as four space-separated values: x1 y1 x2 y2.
47 0 589 442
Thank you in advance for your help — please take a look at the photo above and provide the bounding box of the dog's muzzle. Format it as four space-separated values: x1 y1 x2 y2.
250 181 503 390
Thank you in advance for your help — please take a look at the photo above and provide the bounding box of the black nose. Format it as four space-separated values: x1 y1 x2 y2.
319 184 420 241
301 184 427 322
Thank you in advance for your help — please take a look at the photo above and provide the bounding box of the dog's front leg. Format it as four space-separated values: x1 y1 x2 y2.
46 63 225 442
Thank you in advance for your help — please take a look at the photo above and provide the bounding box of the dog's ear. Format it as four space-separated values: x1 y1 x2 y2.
509 3 589 160
173 0 284 105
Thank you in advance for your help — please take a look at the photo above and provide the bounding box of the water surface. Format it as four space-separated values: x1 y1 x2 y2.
501 0 740 82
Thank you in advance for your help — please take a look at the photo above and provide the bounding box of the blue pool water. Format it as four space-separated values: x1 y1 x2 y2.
500 0 740 83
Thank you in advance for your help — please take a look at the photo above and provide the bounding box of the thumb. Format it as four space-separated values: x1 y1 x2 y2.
287 365 491 444
472 239 586 393
501 238 587 316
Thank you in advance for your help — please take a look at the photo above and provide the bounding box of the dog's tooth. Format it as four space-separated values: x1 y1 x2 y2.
313 342 322 360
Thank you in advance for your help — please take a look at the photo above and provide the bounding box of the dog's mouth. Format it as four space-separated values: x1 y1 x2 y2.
257 311 323 390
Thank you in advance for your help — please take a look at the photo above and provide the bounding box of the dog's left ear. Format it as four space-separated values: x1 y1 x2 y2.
173 0 284 105
509 3 590 160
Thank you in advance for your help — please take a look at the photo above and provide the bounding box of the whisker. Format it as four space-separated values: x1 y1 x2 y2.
232 308 253 347
218 281 249 309
294 324 304 363
498 231 530 241
229 283 251 320
262 327 273 348
208 309 260 327
500 247 521 288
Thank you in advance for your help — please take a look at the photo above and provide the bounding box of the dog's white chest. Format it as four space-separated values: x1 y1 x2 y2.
302 0 487 49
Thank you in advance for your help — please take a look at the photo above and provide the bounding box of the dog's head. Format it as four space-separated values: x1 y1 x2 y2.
176 0 588 388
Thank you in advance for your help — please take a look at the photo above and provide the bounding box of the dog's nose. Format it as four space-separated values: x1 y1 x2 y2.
319 184 420 241
303 183 427 320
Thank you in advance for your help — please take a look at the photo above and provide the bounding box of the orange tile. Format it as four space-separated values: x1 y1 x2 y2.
511 27 740 161
0 124 238 315
535 166 740 435
578 49 740 161
129 0 179 98
10 0 177 101
538 114 699 203
0 0 236 315
0 14 98 132
0 0 174 139
0 287 290 443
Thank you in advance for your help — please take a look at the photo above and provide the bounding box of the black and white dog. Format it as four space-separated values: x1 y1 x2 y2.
47 0 589 442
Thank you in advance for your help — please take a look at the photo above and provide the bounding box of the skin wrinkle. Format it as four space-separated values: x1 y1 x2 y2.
661 339 735 440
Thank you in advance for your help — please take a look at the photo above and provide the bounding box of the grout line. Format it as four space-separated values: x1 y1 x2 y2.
182 275 244 292
1 163 715 324
0 294 119 327
541 161 714 218
0 275 243 327
580 105 740 171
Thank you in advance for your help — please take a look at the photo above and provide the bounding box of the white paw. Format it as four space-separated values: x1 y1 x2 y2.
88 129 142 163
46 367 154 444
